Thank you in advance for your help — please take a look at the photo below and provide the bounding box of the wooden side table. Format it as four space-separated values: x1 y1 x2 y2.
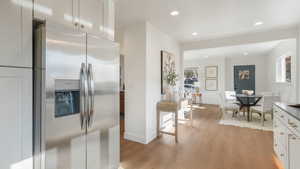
157 100 179 142
156 99 193 142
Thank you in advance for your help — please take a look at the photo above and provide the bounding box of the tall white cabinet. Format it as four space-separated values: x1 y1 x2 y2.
0 0 33 169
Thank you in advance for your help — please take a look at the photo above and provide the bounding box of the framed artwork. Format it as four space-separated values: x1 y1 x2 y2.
239 70 250 80
205 66 218 78
205 79 218 91
161 50 176 94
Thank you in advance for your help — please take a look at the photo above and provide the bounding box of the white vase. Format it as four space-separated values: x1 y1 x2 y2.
165 86 176 101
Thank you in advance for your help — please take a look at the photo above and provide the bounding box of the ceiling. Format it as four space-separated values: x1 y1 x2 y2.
115 0 300 43
184 40 282 61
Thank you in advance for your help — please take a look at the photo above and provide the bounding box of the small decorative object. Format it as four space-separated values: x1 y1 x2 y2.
242 90 254 96
239 70 250 80
205 79 218 91
161 51 178 98
205 66 218 78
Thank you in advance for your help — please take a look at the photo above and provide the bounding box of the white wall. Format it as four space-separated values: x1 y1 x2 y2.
121 22 147 143
225 54 269 94
266 39 297 103
184 57 226 105
145 23 181 143
117 22 181 144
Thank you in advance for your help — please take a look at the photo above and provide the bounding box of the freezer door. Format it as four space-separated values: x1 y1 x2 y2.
86 35 120 169
41 24 87 169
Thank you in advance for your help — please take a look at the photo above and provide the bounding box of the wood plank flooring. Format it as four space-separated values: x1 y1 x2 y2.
120 105 284 169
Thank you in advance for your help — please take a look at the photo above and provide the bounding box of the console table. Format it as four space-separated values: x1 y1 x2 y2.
156 99 193 143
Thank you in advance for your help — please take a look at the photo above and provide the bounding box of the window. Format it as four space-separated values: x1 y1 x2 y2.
276 55 291 83
184 67 199 91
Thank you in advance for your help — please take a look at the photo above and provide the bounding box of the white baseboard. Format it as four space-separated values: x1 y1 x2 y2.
145 130 157 144
124 132 146 144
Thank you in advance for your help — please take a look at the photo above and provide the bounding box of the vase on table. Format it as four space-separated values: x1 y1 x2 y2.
164 86 177 101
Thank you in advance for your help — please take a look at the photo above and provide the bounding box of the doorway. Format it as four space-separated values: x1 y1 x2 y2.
234 65 255 94
120 54 125 141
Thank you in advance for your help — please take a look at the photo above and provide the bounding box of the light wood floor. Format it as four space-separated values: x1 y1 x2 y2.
120 105 284 169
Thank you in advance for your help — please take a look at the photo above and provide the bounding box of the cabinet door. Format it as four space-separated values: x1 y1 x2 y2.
277 125 286 163
103 0 115 41
288 133 300 169
0 68 32 169
34 0 77 28
79 0 104 35
0 0 32 67
273 117 280 155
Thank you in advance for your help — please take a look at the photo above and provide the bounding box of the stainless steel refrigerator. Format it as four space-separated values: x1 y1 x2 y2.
33 21 120 169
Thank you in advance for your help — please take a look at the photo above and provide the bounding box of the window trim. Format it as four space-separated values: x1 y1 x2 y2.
275 54 292 84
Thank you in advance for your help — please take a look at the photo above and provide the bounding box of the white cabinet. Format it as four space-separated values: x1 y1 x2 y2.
273 105 300 169
0 0 32 67
103 0 115 41
79 0 104 36
34 0 77 28
34 0 115 40
0 68 32 169
288 133 300 169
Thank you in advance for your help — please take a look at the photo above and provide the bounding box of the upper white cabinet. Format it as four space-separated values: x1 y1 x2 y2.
0 0 32 67
34 0 77 28
103 0 115 41
0 68 32 169
79 0 104 36
34 0 115 40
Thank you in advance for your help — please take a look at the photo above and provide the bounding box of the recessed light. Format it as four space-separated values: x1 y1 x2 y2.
170 11 179 16
244 52 249 56
254 21 264 26
192 32 198 36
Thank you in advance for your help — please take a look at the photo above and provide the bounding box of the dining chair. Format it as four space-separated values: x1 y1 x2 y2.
219 91 239 116
250 95 274 126
225 91 237 101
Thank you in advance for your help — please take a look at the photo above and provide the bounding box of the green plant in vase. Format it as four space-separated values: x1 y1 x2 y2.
163 56 178 100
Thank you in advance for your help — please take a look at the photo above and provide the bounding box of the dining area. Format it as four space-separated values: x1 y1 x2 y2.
219 90 280 128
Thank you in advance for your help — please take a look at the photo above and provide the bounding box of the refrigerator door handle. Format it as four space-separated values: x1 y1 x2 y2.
87 63 95 127
80 63 88 130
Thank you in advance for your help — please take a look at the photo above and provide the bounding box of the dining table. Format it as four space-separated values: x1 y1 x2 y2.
235 94 263 122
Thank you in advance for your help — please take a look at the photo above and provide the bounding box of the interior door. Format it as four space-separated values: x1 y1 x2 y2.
234 65 255 94
40 24 87 169
86 34 120 169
